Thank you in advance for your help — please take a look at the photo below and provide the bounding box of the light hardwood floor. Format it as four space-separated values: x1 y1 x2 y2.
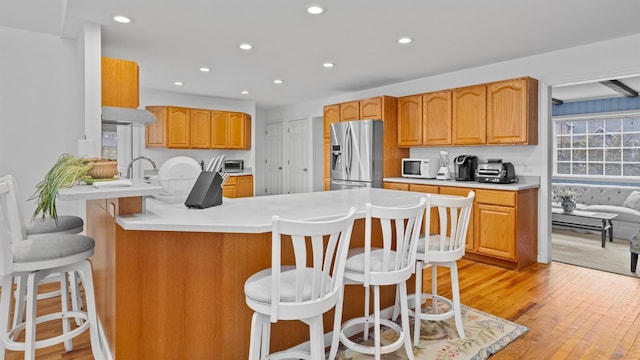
3 259 640 359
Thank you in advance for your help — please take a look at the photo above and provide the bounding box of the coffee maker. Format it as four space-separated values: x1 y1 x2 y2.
454 155 478 181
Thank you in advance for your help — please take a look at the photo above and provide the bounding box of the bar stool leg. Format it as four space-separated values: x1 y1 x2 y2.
77 260 103 359
0 275 14 356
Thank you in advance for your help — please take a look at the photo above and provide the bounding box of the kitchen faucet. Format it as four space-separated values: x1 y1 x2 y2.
126 156 158 179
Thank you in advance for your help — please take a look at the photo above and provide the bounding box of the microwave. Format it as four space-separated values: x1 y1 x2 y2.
402 158 438 179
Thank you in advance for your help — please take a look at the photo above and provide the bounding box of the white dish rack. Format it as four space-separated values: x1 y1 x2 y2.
149 176 197 196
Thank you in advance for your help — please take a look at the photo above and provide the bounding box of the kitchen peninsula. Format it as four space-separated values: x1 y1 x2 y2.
59 187 428 359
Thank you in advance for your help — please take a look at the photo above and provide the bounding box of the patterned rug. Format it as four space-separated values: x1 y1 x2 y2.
335 305 528 359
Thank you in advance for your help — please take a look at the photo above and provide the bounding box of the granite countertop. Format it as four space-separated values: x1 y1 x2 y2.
383 175 540 191
116 188 429 234
57 179 164 201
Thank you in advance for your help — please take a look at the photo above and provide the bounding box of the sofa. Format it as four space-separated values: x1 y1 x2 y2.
552 183 640 240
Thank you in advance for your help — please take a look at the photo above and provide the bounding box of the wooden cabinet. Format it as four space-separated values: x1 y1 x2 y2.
360 97 383 119
423 90 452 145
384 181 538 270
452 84 486 145
340 101 360 121
101 57 139 109
487 77 538 145
323 104 341 137
145 106 167 148
397 95 423 147
167 107 191 148
324 138 330 191
190 109 211 149
222 175 254 198
146 107 251 149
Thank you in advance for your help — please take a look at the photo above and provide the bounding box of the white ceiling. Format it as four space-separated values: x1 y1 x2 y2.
2 0 640 108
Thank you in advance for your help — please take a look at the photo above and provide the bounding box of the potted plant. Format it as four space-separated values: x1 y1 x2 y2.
554 188 579 213
30 154 94 222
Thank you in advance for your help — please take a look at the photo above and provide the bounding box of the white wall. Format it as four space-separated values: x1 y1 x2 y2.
263 33 640 264
0 26 84 219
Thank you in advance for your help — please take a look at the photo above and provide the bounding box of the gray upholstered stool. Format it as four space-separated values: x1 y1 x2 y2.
0 177 103 359
26 215 84 236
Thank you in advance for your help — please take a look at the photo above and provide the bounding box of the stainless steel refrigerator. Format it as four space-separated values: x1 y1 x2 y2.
330 119 383 190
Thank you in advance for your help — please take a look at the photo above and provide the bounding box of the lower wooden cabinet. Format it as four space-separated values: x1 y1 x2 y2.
383 181 538 270
222 175 254 198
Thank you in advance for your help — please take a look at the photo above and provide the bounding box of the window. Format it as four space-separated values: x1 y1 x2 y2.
554 112 640 177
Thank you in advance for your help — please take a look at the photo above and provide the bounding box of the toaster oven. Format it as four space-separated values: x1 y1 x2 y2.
223 159 244 173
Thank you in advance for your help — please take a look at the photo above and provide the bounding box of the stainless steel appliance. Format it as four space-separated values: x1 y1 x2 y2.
330 119 383 190
223 159 244 173
454 155 478 181
476 159 518 184
402 158 438 179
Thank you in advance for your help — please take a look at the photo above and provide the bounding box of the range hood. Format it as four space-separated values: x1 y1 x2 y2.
101 106 156 126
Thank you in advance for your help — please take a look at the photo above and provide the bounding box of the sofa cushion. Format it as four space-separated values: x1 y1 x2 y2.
622 191 640 211
582 204 640 223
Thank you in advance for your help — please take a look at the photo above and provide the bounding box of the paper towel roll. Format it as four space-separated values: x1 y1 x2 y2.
77 139 98 158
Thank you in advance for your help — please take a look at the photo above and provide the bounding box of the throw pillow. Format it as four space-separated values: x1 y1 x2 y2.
623 191 640 211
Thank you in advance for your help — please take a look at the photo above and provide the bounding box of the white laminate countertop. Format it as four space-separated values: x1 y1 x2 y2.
383 175 540 191
116 188 428 234
57 180 164 201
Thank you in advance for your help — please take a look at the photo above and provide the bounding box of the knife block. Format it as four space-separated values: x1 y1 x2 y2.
184 171 223 209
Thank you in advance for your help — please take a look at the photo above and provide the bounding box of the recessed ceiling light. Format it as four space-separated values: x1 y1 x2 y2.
174 81 184 86
273 79 284 84
323 62 335 68
199 67 211 72
398 37 413 45
307 5 324 15
241 90 249 95
239 43 253 50
113 15 132 24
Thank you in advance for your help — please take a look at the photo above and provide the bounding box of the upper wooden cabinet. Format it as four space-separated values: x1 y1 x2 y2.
423 90 452 146
452 84 486 145
487 77 538 145
191 109 212 149
340 101 360 121
145 106 251 149
323 104 341 138
145 106 167 148
101 57 139 109
397 95 423 146
360 97 383 119
167 107 191 148
212 111 251 149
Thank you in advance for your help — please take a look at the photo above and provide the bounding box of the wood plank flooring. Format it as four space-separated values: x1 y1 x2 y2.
3 259 640 359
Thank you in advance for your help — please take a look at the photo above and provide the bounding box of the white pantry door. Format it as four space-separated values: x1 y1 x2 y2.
264 121 284 195
286 118 311 194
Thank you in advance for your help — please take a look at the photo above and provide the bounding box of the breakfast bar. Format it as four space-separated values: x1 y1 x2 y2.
60 187 428 359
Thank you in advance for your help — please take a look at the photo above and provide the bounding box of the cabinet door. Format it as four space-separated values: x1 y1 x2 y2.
101 57 139 108
340 101 360 121
323 104 340 137
397 95 423 146
145 106 167 148
423 90 452 145
383 182 409 191
452 84 486 145
475 203 516 260
236 175 254 197
409 184 440 235
222 176 237 198
439 186 475 251
360 97 383 119
211 111 228 148
191 109 211 149
167 107 191 148
228 112 250 149
487 77 538 145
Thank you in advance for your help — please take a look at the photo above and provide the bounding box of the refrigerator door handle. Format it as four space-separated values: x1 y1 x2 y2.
345 124 352 176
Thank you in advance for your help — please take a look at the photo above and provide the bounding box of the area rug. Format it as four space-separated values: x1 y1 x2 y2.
335 305 528 359
552 229 638 278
